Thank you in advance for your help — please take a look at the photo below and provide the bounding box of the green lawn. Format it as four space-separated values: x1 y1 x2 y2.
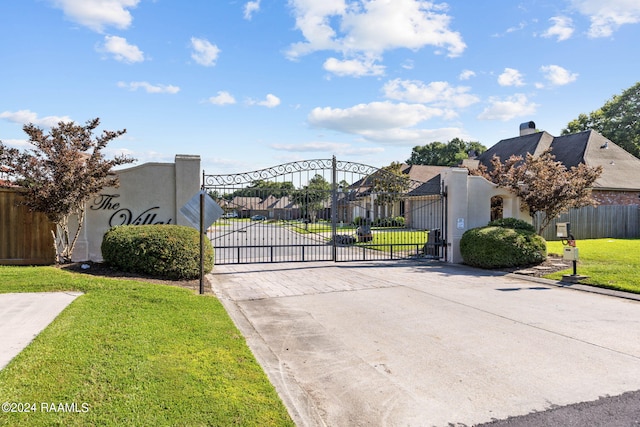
545 239 640 294
362 228 428 249
0 266 294 427
282 221 355 234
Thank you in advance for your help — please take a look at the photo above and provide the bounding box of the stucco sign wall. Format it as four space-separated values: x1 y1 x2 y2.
72 154 200 262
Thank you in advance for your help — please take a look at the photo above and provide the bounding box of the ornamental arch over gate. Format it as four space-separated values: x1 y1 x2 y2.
203 157 447 264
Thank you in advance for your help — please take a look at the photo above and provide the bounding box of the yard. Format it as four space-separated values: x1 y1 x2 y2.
0 266 294 427
544 238 640 294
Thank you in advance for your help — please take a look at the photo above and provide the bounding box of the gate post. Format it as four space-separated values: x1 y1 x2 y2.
331 156 338 261
443 168 469 263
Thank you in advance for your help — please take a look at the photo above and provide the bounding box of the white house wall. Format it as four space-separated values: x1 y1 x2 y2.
444 168 530 263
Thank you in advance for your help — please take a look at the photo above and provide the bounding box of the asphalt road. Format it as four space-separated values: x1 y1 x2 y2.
476 389 640 426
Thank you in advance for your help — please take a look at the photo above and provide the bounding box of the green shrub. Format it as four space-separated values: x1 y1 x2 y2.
372 216 405 227
101 225 214 280
488 217 536 233
460 226 546 269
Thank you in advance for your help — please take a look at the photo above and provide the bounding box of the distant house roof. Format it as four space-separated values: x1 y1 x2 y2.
350 163 446 196
399 164 447 183
476 130 640 191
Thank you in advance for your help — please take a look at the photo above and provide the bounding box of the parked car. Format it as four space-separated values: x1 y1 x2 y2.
250 215 267 221
223 211 238 218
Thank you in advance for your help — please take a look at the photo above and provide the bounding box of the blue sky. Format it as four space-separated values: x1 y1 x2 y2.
1 1 639 175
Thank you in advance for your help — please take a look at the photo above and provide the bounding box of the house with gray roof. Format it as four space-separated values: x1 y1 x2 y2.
476 129 640 206
474 125 640 239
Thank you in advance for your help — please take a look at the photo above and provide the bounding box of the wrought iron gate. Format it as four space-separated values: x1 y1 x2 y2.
202 157 446 264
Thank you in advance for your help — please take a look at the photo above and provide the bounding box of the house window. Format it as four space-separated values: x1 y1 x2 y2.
491 196 504 221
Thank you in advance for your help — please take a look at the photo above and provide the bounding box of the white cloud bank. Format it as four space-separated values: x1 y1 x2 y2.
270 142 384 156
571 0 640 37
307 101 465 144
49 0 140 32
287 0 465 77
382 79 479 109
0 109 72 128
478 94 538 121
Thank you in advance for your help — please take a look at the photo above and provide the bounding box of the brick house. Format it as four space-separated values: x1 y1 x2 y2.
475 128 640 206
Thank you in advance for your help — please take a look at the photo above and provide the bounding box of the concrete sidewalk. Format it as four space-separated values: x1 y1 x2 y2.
0 292 82 370
209 260 640 427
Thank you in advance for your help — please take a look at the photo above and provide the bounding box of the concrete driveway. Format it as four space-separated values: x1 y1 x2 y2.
209 260 640 427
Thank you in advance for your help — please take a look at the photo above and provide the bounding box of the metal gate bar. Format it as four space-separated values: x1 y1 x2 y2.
203 157 446 264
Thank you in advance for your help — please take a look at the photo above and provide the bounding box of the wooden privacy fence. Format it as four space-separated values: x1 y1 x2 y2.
538 205 640 241
0 188 56 265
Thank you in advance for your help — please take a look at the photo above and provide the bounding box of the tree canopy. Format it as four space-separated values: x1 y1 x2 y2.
562 81 640 158
291 174 331 222
0 118 134 262
472 150 602 234
406 138 487 166
223 180 295 200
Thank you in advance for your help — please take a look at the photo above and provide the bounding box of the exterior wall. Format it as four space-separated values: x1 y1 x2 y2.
443 168 529 263
405 195 442 230
592 190 640 206
72 155 201 262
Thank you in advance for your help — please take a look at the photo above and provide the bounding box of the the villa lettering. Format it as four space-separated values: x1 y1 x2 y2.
90 194 173 227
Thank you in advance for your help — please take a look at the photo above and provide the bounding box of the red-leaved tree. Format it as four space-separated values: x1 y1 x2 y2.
472 149 602 234
0 118 135 263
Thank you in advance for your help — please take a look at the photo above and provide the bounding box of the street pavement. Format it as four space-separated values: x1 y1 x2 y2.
209 260 640 427
0 292 82 370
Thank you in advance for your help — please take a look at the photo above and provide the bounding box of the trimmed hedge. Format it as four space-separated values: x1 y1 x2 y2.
460 224 546 269
101 225 214 280
488 217 536 233
353 216 406 227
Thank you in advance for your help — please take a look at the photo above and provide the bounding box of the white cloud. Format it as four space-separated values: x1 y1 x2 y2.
401 59 415 70
571 0 640 37
539 65 578 86
309 101 443 134
190 37 220 66
50 0 139 32
270 141 384 155
323 56 385 77
498 68 525 87
459 69 476 80
100 35 144 63
248 94 281 108
207 91 237 105
0 109 72 128
477 94 538 121
357 127 464 144
243 0 261 20
0 139 31 149
306 101 465 144
117 81 180 94
542 16 574 41
286 0 466 74
382 79 480 109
